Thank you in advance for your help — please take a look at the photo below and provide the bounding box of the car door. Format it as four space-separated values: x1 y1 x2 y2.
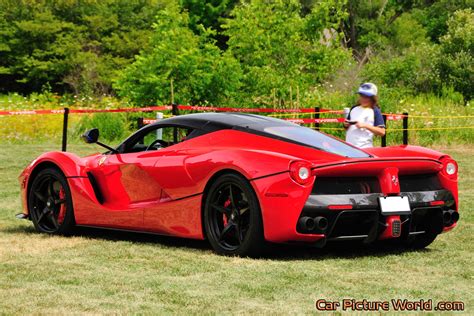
84 125 180 229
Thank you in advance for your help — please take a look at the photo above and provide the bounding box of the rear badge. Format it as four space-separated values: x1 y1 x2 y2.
391 175 399 186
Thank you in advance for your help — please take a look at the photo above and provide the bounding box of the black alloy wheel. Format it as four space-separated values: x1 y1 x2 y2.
28 168 75 234
204 173 264 256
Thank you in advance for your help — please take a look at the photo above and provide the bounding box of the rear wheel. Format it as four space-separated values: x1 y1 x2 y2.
204 174 265 256
28 168 75 234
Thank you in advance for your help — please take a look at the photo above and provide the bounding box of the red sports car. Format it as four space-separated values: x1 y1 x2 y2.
18 113 459 256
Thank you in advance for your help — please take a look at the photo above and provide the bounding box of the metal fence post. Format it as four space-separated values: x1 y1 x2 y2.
61 107 69 152
137 117 144 144
403 112 409 145
381 114 387 147
137 117 144 129
172 103 179 116
314 106 320 131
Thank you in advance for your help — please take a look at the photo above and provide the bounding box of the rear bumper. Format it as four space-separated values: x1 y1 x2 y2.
252 170 458 245
299 190 457 244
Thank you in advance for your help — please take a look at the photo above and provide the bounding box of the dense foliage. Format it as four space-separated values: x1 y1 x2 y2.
0 0 163 95
115 2 242 105
0 0 472 105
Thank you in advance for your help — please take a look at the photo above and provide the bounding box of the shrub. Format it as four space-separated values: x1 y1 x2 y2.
361 43 442 95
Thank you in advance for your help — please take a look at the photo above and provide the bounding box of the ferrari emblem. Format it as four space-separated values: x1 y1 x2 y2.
391 175 399 186
98 156 107 166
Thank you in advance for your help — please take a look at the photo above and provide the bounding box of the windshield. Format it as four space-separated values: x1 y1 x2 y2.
262 126 370 158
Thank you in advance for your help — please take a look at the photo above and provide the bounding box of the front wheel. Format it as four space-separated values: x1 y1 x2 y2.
204 173 265 256
28 168 75 234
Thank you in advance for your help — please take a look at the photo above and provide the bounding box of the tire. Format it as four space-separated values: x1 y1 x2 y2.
28 167 75 235
203 173 265 256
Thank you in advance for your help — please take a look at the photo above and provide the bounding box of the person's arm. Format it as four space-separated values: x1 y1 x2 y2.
355 107 386 136
355 122 386 136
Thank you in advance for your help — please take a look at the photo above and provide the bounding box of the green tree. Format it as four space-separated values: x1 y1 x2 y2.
223 0 350 106
416 0 473 43
0 0 161 95
179 0 238 48
437 8 473 101
341 0 472 58
115 2 242 105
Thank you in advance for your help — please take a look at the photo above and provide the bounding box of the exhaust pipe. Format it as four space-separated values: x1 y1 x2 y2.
451 211 459 223
298 217 316 232
442 210 452 226
314 216 328 232
443 210 460 226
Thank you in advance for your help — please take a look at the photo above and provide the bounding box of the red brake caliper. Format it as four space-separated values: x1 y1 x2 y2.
57 188 66 224
223 199 231 225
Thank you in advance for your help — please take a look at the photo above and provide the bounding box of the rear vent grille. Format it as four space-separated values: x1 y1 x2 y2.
392 220 401 237
399 173 442 192
312 177 381 195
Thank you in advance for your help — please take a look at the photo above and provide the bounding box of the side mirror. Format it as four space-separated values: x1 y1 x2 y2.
82 128 99 144
81 128 119 153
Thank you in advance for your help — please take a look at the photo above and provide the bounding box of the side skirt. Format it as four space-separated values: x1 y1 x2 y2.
75 224 206 240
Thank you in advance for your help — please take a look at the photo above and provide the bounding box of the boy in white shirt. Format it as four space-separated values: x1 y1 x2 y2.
344 83 386 148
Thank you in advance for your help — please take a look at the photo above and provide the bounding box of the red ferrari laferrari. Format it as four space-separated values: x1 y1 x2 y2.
18 113 459 256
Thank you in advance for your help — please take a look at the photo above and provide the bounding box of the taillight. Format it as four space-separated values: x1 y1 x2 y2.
289 161 314 185
441 157 458 179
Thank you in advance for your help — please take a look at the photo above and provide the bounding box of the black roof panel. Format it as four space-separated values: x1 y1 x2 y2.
155 112 297 131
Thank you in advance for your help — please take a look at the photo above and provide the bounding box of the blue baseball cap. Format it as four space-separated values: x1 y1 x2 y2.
358 82 378 97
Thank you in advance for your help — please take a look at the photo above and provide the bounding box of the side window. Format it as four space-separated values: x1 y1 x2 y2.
125 126 197 153
142 126 174 148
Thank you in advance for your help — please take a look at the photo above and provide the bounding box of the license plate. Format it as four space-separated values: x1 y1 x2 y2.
379 196 411 215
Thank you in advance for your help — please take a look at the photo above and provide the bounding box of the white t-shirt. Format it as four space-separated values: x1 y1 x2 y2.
345 105 385 148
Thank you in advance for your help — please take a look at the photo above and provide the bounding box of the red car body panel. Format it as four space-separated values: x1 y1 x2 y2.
19 115 459 244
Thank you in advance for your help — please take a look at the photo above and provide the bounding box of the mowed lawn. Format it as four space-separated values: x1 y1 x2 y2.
0 143 472 314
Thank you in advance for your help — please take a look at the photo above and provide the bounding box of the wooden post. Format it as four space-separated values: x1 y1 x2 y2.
170 78 174 105
61 107 69 152
289 86 293 110
172 105 179 141
296 86 300 110
272 89 276 109
403 112 409 145
315 106 320 131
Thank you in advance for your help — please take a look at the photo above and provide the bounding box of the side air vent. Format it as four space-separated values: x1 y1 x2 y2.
87 172 104 204
312 177 381 195
399 173 442 192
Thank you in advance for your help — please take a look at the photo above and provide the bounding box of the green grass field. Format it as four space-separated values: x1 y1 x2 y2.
0 143 472 314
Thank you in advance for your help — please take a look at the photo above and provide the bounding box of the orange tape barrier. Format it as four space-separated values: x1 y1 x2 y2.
143 116 403 126
0 104 317 116
0 105 172 116
0 104 411 122
176 105 316 113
